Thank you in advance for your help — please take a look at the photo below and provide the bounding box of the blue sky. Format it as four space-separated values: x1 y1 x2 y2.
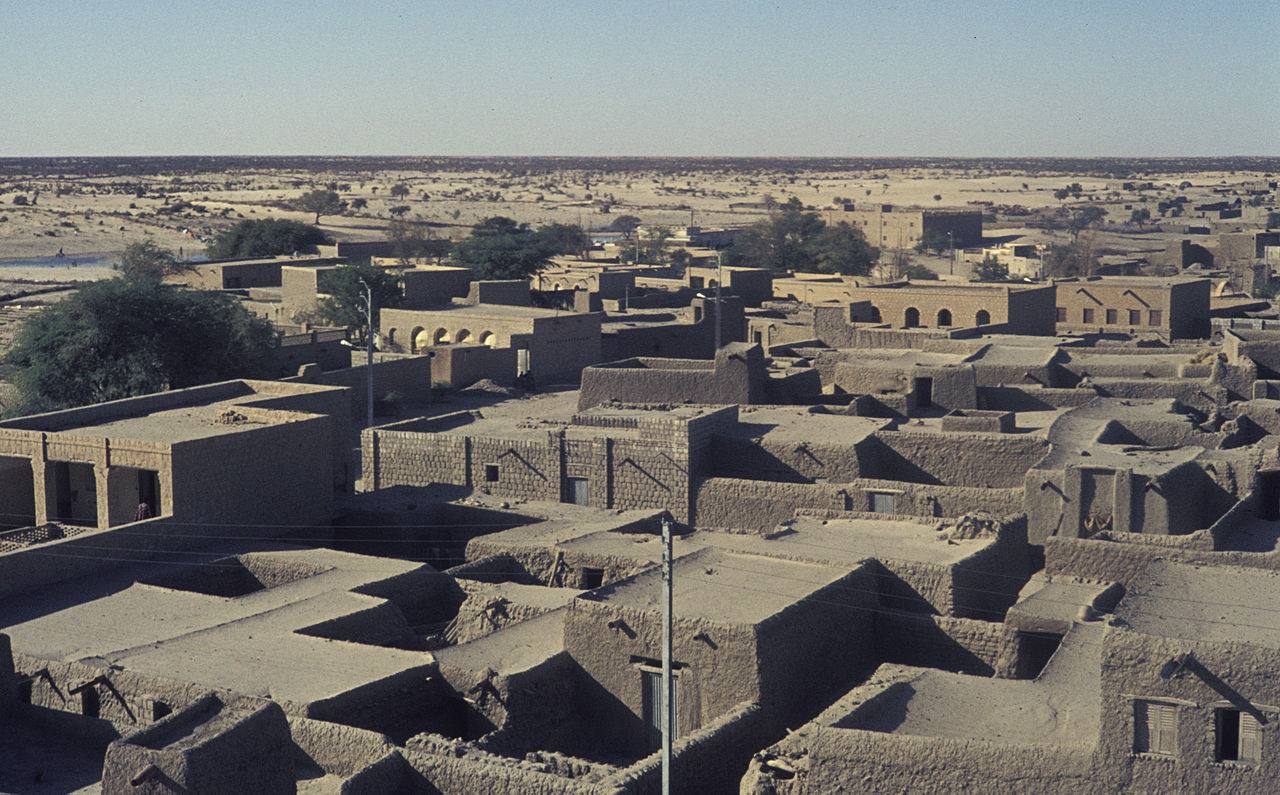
1 1 1275 156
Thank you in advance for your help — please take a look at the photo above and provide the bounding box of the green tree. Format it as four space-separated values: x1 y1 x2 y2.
207 219 328 259
5 279 278 415
1129 207 1152 227
620 226 670 265
114 241 195 282
1068 205 1107 237
973 254 1009 281
1042 239 1097 278
915 228 951 255
389 183 410 199
296 189 346 224
608 214 642 239
452 216 555 280
726 198 875 275
350 197 368 210
313 263 403 344
809 222 877 275
537 223 591 257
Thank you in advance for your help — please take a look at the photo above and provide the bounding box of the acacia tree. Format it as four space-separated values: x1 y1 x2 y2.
207 219 327 258
296 189 346 224
725 197 876 275
5 279 278 415
114 241 196 281
389 183 410 199
608 215 642 239
312 263 403 344
452 217 556 280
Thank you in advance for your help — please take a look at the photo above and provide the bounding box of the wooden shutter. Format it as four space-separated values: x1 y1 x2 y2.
1240 712 1262 764
1155 703 1178 755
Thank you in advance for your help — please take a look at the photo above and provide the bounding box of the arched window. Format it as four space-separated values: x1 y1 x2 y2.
478 331 496 348
455 329 471 343
409 326 425 353
904 307 921 328
937 308 953 327
433 327 450 344
976 309 991 326
868 305 882 323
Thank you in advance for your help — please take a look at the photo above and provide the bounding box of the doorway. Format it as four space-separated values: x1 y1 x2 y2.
1260 470 1280 521
914 377 933 409
564 477 590 506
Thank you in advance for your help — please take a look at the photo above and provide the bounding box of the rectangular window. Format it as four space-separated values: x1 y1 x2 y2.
484 464 499 483
1128 309 1142 325
1106 309 1118 324
1056 307 1067 322
1149 310 1163 326
870 492 896 514
641 668 679 745
1083 308 1095 323
1216 708 1262 764
1134 700 1178 756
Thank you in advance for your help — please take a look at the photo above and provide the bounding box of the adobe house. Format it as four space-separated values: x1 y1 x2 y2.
563 547 877 756
0 379 347 534
843 281 1058 336
1054 275 1212 340
381 303 603 383
577 342 770 410
363 395 737 524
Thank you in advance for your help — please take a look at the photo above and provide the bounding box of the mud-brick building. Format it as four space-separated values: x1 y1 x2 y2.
828 203 984 250
364 396 738 524
844 281 1057 335
381 303 603 383
564 547 877 755
0 379 347 533
750 560 1280 793
1054 275 1211 340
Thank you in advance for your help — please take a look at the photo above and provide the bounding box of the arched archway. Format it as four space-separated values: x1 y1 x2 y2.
904 307 921 328
433 327 450 344
937 308 953 327
455 329 471 343
976 309 991 326
478 331 496 348
409 326 425 353
868 305 882 323
385 328 397 348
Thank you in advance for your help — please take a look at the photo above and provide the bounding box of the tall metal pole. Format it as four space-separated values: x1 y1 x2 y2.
948 230 955 276
661 516 673 795
714 252 723 351
360 278 374 430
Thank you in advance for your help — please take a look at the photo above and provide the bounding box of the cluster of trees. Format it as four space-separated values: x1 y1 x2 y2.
6 257 277 415
207 219 328 259
450 217 588 280
724 197 877 275
295 189 346 224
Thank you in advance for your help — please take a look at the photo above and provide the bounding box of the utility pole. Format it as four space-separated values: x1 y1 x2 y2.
661 516 673 795
360 278 374 430
947 230 955 277
714 252 723 351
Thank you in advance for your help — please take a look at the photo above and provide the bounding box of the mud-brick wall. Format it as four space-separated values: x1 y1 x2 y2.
565 598 761 756
709 436 869 483
865 430 1049 488
1098 629 1280 793
1044 534 1280 586
874 613 1018 677
610 438 693 522
693 478 848 531
802 725 1097 793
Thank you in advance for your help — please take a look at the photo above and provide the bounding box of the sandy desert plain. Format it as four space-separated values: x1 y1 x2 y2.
0 156 1275 286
